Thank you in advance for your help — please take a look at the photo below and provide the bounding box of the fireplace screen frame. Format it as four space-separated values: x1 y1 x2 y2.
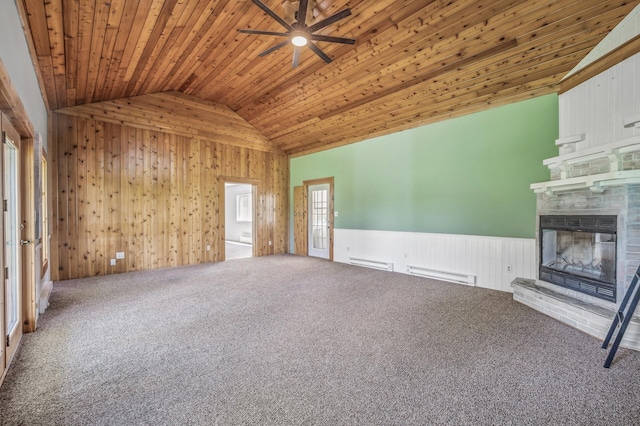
539 215 617 302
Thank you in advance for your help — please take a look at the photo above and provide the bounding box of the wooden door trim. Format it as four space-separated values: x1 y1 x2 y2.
219 177 261 260
303 177 334 187
293 186 307 256
303 177 334 261
2 97 37 333
20 136 36 333
0 59 34 137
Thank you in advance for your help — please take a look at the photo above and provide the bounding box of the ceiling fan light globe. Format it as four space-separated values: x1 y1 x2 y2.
291 34 308 47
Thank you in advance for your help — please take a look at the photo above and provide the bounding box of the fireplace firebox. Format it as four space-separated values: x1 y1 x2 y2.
539 215 617 302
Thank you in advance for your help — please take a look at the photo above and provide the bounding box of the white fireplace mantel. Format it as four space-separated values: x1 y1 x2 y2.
531 169 640 195
531 135 640 195
543 135 640 170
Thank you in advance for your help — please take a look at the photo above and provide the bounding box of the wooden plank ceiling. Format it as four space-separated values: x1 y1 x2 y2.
21 0 639 156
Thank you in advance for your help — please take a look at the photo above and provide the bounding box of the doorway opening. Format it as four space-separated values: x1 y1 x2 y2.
224 183 254 260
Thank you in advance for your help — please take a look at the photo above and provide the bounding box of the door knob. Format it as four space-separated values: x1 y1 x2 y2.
20 240 32 246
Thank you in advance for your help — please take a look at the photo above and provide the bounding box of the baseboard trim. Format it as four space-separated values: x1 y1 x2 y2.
39 280 53 314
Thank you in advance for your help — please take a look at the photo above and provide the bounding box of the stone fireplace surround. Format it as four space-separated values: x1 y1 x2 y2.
512 136 640 351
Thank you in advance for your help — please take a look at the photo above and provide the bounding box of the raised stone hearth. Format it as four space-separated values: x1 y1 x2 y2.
512 278 640 350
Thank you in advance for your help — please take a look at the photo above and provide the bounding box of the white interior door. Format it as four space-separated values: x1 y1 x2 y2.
4 132 21 363
308 183 330 259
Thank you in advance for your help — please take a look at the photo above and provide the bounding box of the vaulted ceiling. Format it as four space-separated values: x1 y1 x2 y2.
20 0 639 155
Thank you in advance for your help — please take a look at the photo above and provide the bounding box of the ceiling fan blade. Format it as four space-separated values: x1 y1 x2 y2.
306 8 351 33
239 29 290 37
310 34 355 45
258 41 290 57
250 0 294 31
307 43 332 64
292 46 301 68
297 0 309 28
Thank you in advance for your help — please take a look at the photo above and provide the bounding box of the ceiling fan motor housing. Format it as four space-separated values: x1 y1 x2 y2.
282 1 316 25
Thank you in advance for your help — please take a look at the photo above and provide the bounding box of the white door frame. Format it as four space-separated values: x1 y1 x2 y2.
3 125 22 368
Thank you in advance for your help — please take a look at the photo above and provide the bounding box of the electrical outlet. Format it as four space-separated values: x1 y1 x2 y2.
116 252 125 259
334 211 339 217
269 240 272 246
507 266 512 272
110 259 116 266
206 245 211 251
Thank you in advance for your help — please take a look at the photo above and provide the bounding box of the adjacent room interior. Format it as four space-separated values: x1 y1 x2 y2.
224 182 254 260
1 0 640 423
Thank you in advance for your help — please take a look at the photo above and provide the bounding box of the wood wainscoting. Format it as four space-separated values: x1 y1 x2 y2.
334 229 536 293
50 112 289 281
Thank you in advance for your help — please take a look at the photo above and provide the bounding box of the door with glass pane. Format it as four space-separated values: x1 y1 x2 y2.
308 183 330 259
4 127 22 364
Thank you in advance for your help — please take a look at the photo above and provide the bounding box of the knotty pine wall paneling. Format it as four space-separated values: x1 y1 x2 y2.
51 112 288 281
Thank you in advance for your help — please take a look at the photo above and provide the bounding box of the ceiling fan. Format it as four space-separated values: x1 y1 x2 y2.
238 0 356 68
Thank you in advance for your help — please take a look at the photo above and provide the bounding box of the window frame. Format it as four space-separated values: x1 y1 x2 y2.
236 193 252 222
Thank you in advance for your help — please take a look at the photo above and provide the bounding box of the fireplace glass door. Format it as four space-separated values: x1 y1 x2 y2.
541 230 616 283
539 215 617 302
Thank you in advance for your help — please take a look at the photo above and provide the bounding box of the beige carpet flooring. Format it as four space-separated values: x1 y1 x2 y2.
1 254 639 425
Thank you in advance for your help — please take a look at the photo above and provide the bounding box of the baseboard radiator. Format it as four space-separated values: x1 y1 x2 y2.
406 265 476 286
349 257 394 272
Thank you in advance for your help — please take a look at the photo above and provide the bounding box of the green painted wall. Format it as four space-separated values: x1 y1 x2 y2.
290 94 558 248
